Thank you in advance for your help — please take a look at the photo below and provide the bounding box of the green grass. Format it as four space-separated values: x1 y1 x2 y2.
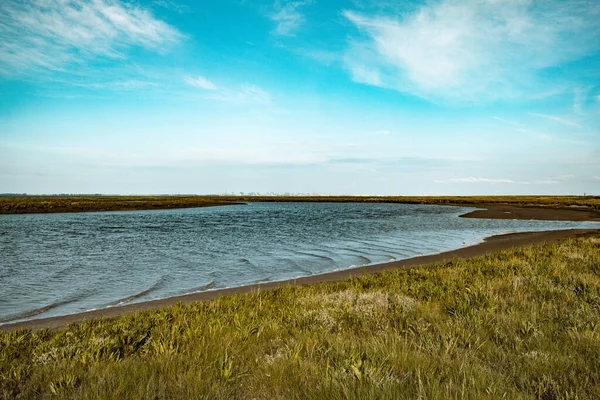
217 195 600 210
1 195 599 214
2 235 600 399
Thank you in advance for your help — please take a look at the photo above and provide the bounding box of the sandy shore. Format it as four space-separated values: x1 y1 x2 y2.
460 204 600 221
2 225 597 332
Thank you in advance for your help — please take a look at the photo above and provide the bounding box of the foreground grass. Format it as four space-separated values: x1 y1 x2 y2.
2 235 600 399
1 195 599 214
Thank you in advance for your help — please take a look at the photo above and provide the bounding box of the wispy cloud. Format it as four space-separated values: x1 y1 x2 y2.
152 0 189 14
271 0 312 36
210 84 271 104
534 174 576 185
434 177 517 184
348 66 383 87
534 175 575 184
0 0 183 76
549 174 576 181
75 79 158 91
184 76 218 90
529 113 582 128
342 1 600 101
185 75 271 104
492 116 523 127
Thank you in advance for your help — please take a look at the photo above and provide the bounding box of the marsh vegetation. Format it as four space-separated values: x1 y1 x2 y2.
1 195 599 214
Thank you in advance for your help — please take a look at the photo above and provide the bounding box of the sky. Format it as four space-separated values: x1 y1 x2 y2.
1 0 599 195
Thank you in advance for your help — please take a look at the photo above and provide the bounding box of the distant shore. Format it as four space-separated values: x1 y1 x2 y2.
3 227 597 332
1 195 599 218
459 204 600 221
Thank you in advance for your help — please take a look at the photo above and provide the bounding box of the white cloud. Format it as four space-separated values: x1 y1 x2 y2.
209 84 271 104
434 177 516 184
183 74 270 104
75 79 157 91
152 0 188 14
573 87 588 115
342 1 600 101
271 1 311 36
349 66 383 87
529 113 581 128
534 176 577 185
0 0 183 75
492 116 523 127
190 83 271 104
184 76 218 90
550 174 576 181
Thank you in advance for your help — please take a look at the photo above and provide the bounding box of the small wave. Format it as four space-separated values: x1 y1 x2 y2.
188 280 217 293
98 226 126 231
51 264 76 280
65 230 86 236
142 225 169 231
151 249 195 266
0 305 57 323
283 259 313 275
106 276 169 307
358 255 372 264
351 239 399 253
294 251 336 263
239 258 261 270
0 292 90 323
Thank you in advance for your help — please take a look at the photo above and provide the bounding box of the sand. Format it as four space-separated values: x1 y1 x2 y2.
2 205 599 332
460 204 600 221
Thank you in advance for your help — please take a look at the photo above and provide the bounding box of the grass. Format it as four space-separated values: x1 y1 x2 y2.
2 234 600 398
0 196 235 214
217 195 600 210
1 195 600 214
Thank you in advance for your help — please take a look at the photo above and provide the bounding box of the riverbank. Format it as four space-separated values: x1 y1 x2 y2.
459 205 600 221
2 232 599 398
3 228 597 332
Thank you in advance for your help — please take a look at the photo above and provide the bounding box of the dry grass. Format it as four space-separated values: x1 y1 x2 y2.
1 195 599 214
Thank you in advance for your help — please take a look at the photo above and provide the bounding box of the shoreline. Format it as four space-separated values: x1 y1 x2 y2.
2 227 597 332
459 204 600 221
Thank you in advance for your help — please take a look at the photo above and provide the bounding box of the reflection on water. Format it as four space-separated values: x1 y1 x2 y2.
0 202 598 323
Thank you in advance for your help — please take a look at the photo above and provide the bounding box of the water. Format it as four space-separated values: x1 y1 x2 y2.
1 202 598 324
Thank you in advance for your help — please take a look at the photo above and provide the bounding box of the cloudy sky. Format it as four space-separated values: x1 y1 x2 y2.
1 0 599 195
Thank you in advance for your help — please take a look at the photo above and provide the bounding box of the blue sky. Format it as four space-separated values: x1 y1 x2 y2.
1 0 599 195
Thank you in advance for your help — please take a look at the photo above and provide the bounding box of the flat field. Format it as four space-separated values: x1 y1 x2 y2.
1 195 599 214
